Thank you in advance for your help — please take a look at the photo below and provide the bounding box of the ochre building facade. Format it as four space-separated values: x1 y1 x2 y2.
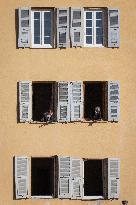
0 0 136 205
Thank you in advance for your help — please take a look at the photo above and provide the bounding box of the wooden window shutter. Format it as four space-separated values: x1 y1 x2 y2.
57 82 70 122
70 8 84 47
57 8 70 48
58 157 71 198
15 156 29 199
70 81 83 121
108 81 120 122
103 158 120 199
108 9 120 48
71 158 83 199
19 81 32 122
18 8 31 48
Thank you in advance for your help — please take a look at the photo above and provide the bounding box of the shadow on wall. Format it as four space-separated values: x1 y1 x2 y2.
15 9 19 49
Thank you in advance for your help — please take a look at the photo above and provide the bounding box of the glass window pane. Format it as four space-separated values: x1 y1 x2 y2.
86 36 92 44
44 37 51 44
86 20 92 27
86 28 92 35
86 12 92 19
44 12 52 44
34 12 40 44
96 20 103 27
34 12 40 19
96 12 102 19
96 36 103 44
96 28 103 36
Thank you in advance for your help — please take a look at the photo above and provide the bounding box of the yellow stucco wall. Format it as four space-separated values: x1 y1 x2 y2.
0 0 136 205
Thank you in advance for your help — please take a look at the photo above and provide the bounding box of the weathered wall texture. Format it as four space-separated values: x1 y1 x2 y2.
0 0 136 205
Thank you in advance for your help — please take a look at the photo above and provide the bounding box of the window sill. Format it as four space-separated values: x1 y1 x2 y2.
20 119 119 124
31 45 53 49
31 196 53 199
84 45 104 48
82 196 104 200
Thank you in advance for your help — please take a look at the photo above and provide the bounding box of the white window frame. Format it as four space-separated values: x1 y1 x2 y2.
82 159 104 200
84 9 104 48
31 10 53 48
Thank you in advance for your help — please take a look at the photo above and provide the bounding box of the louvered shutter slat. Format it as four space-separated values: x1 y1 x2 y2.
15 157 29 199
70 81 83 121
18 8 31 48
103 158 120 199
57 8 69 48
71 8 83 47
19 81 32 122
71 158 83 199
58 157 71 198
109 159 120 199
57 82 70 122
108 81 120 122
108 9 120 48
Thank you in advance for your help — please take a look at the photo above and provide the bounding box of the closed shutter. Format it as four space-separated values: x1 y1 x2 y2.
70 81 83 121
18 8 31 48
57 82 70 122
71 158 83 199
103 158 120 199
58 157 71 198
15 157 29 199
57 8 69 48
108 9 120 48
108 81 120 122
19 81 32 122
70 8 84 47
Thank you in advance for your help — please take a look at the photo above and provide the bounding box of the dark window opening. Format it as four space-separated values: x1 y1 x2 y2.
84 81 107 120
32 82 56 122
31 157 54 196
84 159 103 196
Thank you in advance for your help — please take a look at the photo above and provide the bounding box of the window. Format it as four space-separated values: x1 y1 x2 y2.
18 7 120 48
84 9 104 47
83 159 103 199
84 81 107 120
31 157 55 198
14 156 120 200
31 9 54 48
32 82 56 122
18 81 120 123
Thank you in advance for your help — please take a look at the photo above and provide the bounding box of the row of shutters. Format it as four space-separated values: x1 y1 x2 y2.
19 81 120 122
18 7 120 48
15 156 120 200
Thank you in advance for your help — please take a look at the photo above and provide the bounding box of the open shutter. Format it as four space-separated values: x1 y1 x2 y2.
70 81 83 121
18 8 31 48
58 157 71 198
57 82 70 122
103 158 120 199
71 158 83 199
70 8 84 47
19 81 32 122
108 81 120 122
15 157 29 199
57 8 69 48
108 9 120 48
